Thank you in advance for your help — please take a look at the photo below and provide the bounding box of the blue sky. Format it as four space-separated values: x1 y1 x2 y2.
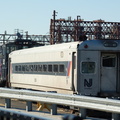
0 0 120 35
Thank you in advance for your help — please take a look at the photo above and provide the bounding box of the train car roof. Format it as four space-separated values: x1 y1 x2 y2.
9 39 120 56
9 41 80 56
78 39 120 51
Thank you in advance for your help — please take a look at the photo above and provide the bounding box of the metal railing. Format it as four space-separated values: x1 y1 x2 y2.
0 107 52 120
0 88 120 119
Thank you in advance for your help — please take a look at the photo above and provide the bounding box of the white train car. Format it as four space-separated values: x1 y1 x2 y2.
8 39 120 96
8 42 78 94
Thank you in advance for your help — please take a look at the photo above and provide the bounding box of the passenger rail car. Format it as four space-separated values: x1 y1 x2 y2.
8 39 120 97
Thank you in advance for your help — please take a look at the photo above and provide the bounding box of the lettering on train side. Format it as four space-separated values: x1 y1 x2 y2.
84 79 92 87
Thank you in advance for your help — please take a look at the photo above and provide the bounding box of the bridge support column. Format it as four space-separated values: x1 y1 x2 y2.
5 98 11 108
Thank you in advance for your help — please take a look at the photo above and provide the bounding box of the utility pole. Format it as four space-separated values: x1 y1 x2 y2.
52 10 57 44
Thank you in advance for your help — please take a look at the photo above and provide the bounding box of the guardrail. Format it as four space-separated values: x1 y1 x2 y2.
0 107 52 120
0 107 81 120
0 88 120 120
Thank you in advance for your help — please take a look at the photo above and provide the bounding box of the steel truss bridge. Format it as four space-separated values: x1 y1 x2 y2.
0 31 50 45
50 10 120 44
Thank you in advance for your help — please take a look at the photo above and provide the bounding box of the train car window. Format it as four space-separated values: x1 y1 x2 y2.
18 65 22 71
82 62 95 73
102 56 116 67
53 65 58 72
33 65 37 71
15 66 18 71
37 65 42 72
43 65 47 72
48 65 52 72
30 65 33 71
22 65 25 71
25 65 29 71
59 64 64 72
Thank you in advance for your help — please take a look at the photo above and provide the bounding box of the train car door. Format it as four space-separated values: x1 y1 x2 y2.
79 51 100 96
101 53 117 92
